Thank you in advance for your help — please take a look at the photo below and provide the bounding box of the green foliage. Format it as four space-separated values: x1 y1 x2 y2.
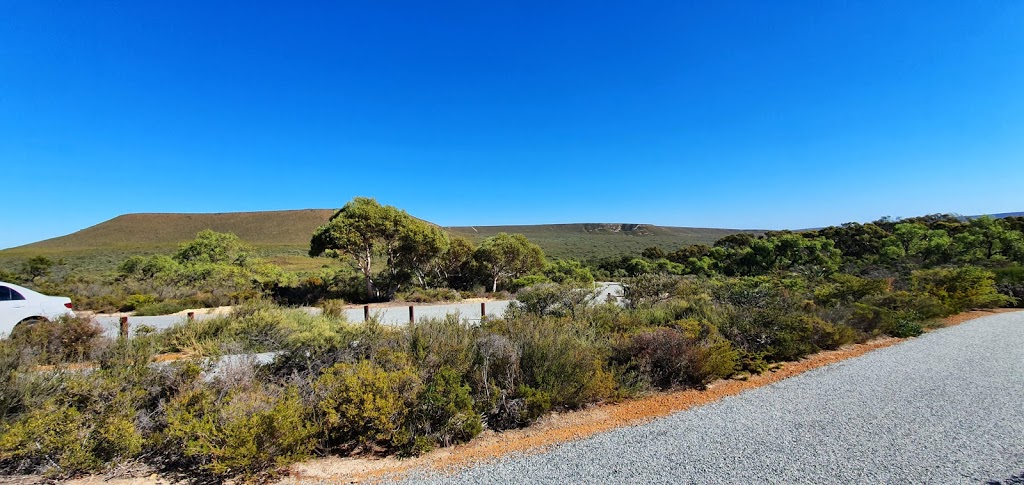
174 229 253 266
622 274 692 308
0 367 155 478
543 259 595 286
310 197 451 301
475 233 546 292
912 266 1015 313
165 385 316 478
408 367 482 452
23 256 55 279
314 360 419 451
492 316 614 410
508 283 598 318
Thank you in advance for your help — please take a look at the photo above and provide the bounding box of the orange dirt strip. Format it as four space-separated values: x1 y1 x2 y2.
286 308 1021 483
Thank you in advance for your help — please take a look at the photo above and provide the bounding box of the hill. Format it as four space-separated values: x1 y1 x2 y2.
0 211 756 273
12 210 337 250
446 223 750 260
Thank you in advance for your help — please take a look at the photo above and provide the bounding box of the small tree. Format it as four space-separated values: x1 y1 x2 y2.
474 233 545 292
23 256 55 279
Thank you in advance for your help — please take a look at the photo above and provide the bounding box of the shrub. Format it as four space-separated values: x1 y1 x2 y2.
0 370 148 478
165 385 316 478
407 367 482 452
320 298 347 318
314 360 419 452
993 266 1024 308
623 323 737 389
622 274 691 308
912 266 1015 313
406 315 476 378
496 316 614 410
9 315 105 365
506 274 550 293
0 401 98 476
508 283 597 318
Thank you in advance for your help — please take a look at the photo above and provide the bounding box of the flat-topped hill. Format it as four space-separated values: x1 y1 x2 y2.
1 210 756 272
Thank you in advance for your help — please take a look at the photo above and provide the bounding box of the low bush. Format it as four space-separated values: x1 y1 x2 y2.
8 315 105 365
912 266 1014 313
407 366 482 453
164 384 316 478
314 360 420 452
493 316 614 410
622 322 738 389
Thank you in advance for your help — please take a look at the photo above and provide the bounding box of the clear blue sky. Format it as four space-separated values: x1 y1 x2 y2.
2 1 1023 249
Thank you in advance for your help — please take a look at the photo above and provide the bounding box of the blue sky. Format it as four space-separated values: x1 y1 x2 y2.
2 1 1022 249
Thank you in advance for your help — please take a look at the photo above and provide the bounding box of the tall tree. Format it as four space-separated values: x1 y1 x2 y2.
474 233 545 292
310 197 451 299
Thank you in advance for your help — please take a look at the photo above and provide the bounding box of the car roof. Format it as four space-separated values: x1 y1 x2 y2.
0 281 42 297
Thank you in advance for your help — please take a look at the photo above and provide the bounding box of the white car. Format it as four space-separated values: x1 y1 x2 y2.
0 281 75 338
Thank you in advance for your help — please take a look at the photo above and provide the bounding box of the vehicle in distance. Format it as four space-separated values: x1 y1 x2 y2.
0 281 75 338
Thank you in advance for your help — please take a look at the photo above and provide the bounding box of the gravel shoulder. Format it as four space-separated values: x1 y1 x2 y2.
385 310 1024 484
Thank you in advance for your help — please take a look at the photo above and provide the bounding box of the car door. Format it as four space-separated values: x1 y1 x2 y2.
0 285 31 330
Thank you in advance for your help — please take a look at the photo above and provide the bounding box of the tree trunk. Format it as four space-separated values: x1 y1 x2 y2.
492 277 498 293
364 248 375 299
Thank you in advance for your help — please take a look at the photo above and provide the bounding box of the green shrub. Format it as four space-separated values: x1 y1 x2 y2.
0 370 148 478
882 318 924 338
121 293 156 312
320 298 347 318
508 283 597 318
314 360 419 451
0 401 97 476
495 316 614 410
406 315 476 378
164 385 315 478
407 367 482 452
912 266 1015 313
506 274 551 293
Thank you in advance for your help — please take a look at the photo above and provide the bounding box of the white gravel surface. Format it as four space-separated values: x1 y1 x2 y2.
396 311 1024 484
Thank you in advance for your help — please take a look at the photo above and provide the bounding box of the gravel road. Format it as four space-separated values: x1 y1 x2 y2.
398 311 1024 484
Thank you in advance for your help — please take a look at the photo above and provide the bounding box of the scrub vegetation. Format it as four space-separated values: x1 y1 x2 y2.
0 199 1021 480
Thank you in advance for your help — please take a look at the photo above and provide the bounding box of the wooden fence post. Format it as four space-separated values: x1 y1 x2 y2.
481 302 486 317
409 305 415 324
364 305 370 322
119 316 129 339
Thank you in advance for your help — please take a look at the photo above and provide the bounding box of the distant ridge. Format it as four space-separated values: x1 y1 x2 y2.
986 212 1024 219
5 209 1019 262
3 210 756 261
